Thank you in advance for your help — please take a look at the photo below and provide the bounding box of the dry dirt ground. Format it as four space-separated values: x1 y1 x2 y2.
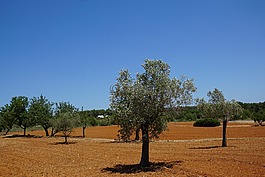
0 121 264 177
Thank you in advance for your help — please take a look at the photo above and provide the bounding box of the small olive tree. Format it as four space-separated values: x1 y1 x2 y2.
110 59 196 166
54 111 78 143
78 108 92 138
197 88 243 147
51 102 79 143
253 112 265 126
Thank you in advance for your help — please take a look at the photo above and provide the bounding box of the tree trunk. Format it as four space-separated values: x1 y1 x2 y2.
222 119 228 147
140 124 149 167
64 135 68 144
82 126 86 138
135 128 140 141
5 129 10 135
45 128 49 136
23 127 26 136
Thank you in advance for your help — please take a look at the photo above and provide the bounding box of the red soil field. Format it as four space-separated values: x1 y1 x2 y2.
0 121 264 177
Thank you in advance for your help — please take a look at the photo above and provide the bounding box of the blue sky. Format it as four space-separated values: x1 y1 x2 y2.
1 0 265 110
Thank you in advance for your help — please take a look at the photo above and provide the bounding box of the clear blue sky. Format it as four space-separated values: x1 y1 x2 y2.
1 0 265 110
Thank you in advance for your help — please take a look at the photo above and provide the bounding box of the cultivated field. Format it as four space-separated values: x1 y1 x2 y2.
0 121 264 177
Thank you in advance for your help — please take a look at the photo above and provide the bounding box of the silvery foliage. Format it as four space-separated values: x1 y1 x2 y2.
197 88 243 120
110 59 197 140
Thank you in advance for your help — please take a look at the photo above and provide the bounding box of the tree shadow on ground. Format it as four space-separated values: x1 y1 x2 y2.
71 135 85 138
101 161 182 174
49 141 77 145
189 145 220 149
103 140 142 144
3 134 42 139
189 145 236 149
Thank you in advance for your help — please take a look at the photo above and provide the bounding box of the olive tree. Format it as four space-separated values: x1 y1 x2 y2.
53 111 78 143
197 88 243 147
52 102 79 143
110 59 196 166
79 108 92 138
253 112 265 126
0 104 15 134
28 95 54 136
9 96 33 136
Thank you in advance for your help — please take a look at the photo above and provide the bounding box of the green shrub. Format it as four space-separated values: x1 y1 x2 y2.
193 118 220 127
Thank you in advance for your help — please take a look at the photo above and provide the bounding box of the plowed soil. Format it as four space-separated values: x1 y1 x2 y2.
0 121 264 177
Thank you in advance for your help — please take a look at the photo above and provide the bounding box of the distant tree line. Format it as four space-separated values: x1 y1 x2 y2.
1 95 264 139
0 95 114 142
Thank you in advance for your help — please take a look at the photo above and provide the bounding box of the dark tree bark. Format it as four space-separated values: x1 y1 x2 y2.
23 127 26 136
140 124 149 167
44 127 49 137
135 128 140 141
222 119 228 147
82 126 86 138
64 135 68 144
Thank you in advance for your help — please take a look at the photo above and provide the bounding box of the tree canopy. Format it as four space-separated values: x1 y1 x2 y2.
10 96 33 136
28 95 54 136
110 59 196 166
